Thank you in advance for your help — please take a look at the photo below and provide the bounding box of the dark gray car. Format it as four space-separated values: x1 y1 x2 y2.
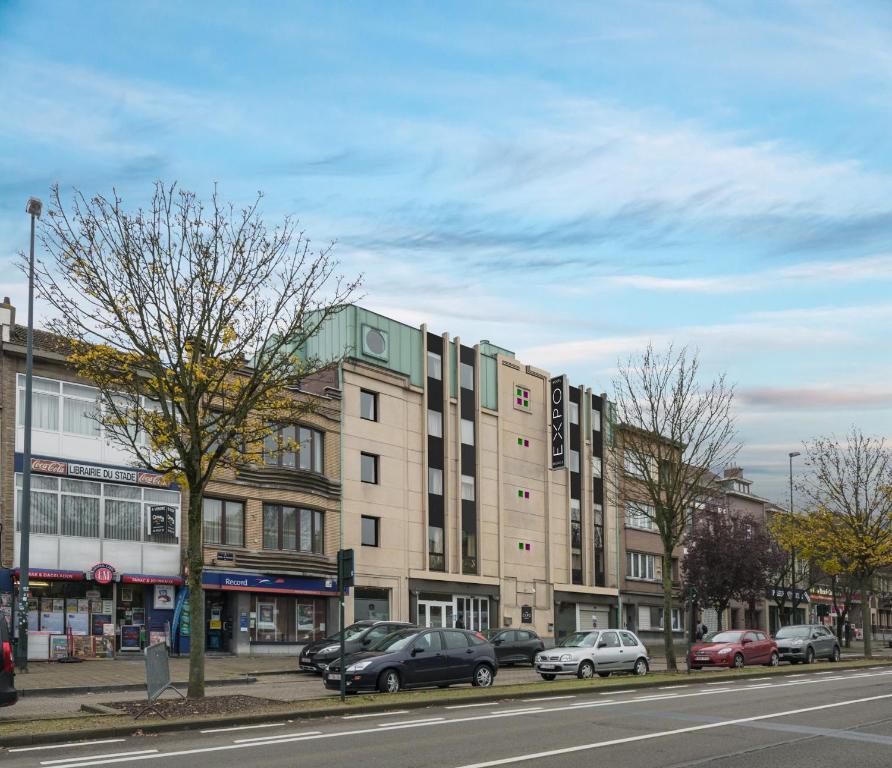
775 624 840 664
299 620 415 673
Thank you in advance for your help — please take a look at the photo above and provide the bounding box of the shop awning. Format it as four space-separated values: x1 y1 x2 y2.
120 573 184 586
12 568 85 581
202 570 339 596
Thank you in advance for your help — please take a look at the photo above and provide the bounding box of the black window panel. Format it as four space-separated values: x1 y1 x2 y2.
591 393 603 411
570 472 581 500
461 500 476 531
428 492 444 528
460 393 475 419
569 385 581 404
592 477 604 504
460 443 475 471
428 435 444 469
592 432 603 459
459 344 475 364
426 332 443 354
427 375 443 402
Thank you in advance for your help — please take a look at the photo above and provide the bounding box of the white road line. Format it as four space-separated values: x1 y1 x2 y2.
751 677 771 681
706 681 730 685
492 708 545 715
869 666 886 670
445 702 496 709
41 751 158 765
571 699 614 706
633 694 679 701
8 740 127 754
524 695 575 702
342 710 409 719
377 717 445 727
787 674 805 677
660 685 690 690
453 692 892 768
741 684 774 690
815 671 834 675
200 722 285 734
233 731 321 744
601 689 632 695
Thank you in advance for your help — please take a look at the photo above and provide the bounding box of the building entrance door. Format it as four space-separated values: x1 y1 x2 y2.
455 596 490 630
419 600 453 628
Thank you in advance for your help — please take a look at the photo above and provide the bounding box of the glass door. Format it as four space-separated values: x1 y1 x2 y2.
419 600 453 628
455 597 490 631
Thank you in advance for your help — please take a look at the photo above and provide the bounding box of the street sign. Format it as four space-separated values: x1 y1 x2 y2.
338 549 355 588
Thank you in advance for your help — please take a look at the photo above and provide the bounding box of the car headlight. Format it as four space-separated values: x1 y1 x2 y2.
318 645 340 655
717 647 733 655
346 661 373 673
789 639 804 646
536 655 546 663
560 654 573 662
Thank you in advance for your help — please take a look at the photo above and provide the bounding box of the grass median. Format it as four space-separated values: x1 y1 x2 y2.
2 657 889 746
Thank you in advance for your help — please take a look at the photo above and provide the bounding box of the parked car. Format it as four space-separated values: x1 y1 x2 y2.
0 617 16 707
535 629 649 680
775 624 841 664
483 628 545 665
323 627 498 693
689 629 778 670
299 620 415 673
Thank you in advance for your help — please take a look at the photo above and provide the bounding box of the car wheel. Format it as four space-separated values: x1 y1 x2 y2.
766 651 779 667
597 671 611 678
378 669 401 694
540 673 557 681
829 645 840 662
577 661 595 680
732 653 745 669
472 664 494 688
633 658 648 676
691 665 702 671
805 647 815 665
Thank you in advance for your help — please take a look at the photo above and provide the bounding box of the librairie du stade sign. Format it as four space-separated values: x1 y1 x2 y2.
29 457 171 487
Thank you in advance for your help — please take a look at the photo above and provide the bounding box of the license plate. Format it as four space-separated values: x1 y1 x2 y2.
540 664 557 670
327 673 341 681
696 656 709 660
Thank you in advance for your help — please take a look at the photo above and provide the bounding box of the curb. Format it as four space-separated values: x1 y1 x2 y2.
17 676 258 698
4 659 891 748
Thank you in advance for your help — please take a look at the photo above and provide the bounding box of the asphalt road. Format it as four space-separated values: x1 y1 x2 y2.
5 666 892 768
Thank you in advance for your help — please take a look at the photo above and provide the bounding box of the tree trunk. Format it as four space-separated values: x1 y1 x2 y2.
863 583 873 658
186 485 206 698
662 550 676 672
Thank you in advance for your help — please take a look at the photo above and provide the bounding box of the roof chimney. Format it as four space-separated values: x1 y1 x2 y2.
723 466 743 480
0 297 15 343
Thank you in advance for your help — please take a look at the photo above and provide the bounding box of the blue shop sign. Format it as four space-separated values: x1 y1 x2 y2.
202 570 340 596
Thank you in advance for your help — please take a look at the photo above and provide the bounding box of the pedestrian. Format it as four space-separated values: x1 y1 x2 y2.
455 617 465 629
701 623 708 640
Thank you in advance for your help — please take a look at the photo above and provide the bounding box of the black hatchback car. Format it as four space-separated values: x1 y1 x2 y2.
483 628 545 665
1 617 16 707
324 627 498 693
299 620 415 673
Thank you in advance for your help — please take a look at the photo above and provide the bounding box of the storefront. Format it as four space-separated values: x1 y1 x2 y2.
555 590 616 641
408 579 498 631
201 570 339 655
767 587 809 634
353 586 392 621
620 592 684 650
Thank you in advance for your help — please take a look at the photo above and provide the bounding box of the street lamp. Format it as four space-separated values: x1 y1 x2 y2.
16 196 42 671
787 450 801 629
788 451 800 516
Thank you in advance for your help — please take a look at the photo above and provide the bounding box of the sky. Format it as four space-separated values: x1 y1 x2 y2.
1 1 891 505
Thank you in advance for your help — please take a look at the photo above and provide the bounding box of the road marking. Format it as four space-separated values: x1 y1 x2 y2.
706 681 730 685
601 689 632 695
524 695 575 702
41 751 158 765
453 691 892 768
634 694 679 701
342 710 409 719
445 702 496 709
869 666 886 670
8 740 127 754
751 677 771 681
493 707 545 715
660 685 690 689
741 684 774 690
233 731 321 744
377 717 445 727
571 699 614 706
200 722 285 734
815 671 834 675
787 674 805 677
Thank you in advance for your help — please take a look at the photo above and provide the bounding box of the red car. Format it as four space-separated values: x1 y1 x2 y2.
689 629 778 670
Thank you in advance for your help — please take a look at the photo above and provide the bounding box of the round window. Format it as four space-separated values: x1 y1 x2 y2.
365 328 386 355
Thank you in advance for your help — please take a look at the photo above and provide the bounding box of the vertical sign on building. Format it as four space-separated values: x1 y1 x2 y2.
550 375 567 469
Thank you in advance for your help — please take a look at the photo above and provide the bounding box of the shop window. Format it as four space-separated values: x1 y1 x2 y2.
361 452 379 484
203 498 245 547
354 586 390 620
264 424 324 473
361 515 379 547
263 504 324 553
143 488 180 544
360 389 378 421
15 474 60 534
251 594 327 643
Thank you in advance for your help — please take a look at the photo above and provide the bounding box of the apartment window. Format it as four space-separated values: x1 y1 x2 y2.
627 551 656 581
428 467 443 495
428 525 445 571
104 484 143 541
203 498 245 547
640 606 682 632
264 425 324 473
263 504 324 552
625 502 655 530
427 351 442 380
571 499 582 584
361 452 379 484
569 401 579 425
624 452 645 478
461 474 476 501
361 515 379 547
591 456 602 479
460 362 474 391
427 409 443 438
570 449 580 473
360 390 378 421
461 418 474 446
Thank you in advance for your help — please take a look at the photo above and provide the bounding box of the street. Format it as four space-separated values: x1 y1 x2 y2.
4 666 892 768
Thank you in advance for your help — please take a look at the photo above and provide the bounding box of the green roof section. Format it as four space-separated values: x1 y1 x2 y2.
479 340 514 359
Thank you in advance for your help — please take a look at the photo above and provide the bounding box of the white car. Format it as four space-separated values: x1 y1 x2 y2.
535 629 649 680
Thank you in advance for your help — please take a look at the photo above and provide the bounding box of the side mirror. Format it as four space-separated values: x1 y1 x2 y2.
411 646 424 656
741 638 752 645
492 638 502 645
598 640 608 648
812 633 821 639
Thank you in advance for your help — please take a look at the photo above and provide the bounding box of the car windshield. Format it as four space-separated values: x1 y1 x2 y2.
558 632 597 648
707 631 745 644
776 626 811 639
326 624 370 642
371 629 419 651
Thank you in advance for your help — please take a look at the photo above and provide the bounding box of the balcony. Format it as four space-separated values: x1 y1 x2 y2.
462 556 478 575
429 552 446 572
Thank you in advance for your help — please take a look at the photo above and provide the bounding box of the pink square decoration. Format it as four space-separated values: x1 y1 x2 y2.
524 491 530 499
525 543 531 551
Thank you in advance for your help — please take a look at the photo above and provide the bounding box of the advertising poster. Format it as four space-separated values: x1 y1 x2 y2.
50 635 69 659
66 598 78 614
85 589 101 601
120 588 133 603
41 598 54 612
53 598 65 612
41 611 65 633
77 599 90 613
67 612 89 636
120 624 141 650
102 599 113 613
92 613 112 636
153 584 175 610
257 602 276 631
180 600 191 636
132 608 145 625
27 611 39 631
296 604 314 631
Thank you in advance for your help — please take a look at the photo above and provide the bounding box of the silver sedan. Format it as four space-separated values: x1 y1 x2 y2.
535 629 650 680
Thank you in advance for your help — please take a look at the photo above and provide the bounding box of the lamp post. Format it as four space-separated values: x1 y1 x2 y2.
16 197 42 671
787 451 801 628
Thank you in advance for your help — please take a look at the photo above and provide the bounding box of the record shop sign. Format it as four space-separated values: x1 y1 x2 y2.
550 375 566 469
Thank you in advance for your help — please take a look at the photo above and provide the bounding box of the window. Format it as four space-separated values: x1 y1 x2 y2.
361 515 379 547
460 362 474 391
262 504 324 552
427 351 442 380
570 449 580 473
627 551 656 580
444 629 471 649
264 425 324 473
251 594 327 643
428 467 443 495
427 409 442 437
625 502 655 530
60 479 100 538
461 474 475 501
104 484 142 541
619 631 639 647
203 498 245 547
599 631 620 647
354 586 390 620
62 382 100 436
361 452 378 484
17 376 61 431
428 525 445 571
569 401 579 425
360 390 378 421
624 451 655 478
461 418 474 446
591 456 602 479
416 631 443 652
637 606 681 632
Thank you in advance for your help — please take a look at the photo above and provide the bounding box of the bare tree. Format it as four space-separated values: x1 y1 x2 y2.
29 183 360 696
612 344 738 670
796 429 892 657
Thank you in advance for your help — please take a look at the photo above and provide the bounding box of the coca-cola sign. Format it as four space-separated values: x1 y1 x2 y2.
31 458 68 476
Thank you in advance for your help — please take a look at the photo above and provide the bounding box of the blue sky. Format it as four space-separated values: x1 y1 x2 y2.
1 1 891 503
